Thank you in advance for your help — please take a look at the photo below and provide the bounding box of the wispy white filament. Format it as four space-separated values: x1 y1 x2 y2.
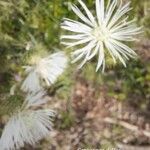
25 90 48 108
0 91 55 150
0 109 55 150
61 0 142 71
21 52 68 93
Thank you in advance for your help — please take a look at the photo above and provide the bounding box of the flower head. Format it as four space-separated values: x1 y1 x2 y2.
21 52 68 93
0 109 55 150
61 0 141 71
0 91 55 150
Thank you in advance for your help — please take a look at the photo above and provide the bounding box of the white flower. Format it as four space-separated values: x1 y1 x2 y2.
0 109 55 150
21 52 68 93
0 91 55 150
61 0 141 71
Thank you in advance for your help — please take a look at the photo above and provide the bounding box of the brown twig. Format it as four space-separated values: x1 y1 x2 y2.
103 117 150 137
116 142 150 150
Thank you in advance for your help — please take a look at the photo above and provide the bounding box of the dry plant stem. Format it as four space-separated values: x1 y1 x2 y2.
103 117 150 137
117 143 150 150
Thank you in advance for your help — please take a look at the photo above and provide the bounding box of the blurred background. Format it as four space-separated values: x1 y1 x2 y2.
0 0 150 149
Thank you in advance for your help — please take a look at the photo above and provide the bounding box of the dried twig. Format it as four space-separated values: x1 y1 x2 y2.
103 117 150 137
117 142 150 150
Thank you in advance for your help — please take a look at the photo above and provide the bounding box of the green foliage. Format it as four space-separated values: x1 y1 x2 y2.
130 0 150 37
0 91 24 117
59 111 75 129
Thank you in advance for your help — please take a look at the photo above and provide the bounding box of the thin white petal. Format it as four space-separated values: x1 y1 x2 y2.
96 42 105 71
21 52 67 93
105 40 127 67
25 90 48 108
21 69 42 93
38 52 67 86
108 2 131 29
72 40 96 63
87 42 100 60
62 37 92 47
71 4 93 27
61 34 88 40
62 19 92 32
104 0 117 26
78 0 96 25
96 0 105 25
0 110 55 150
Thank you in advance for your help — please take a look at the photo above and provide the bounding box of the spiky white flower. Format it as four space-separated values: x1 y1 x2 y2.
61 0 142 71
21 52 68 93
0 91 55 150
0 109 55 150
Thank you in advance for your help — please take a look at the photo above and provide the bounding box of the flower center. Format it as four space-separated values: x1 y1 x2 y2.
30 55 42 65
92 26 109 42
